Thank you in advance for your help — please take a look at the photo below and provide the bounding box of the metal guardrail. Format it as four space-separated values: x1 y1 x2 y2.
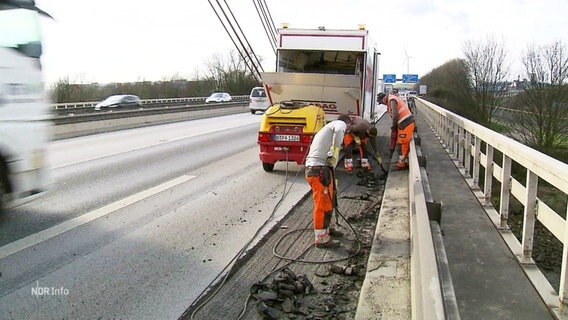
51 95 249 110
408 137 446 319
412 134 461 320
418 98 568 318
51 102 249 140
51 101 249 125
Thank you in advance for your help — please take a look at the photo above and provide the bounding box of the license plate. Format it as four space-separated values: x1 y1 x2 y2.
273 134 300 142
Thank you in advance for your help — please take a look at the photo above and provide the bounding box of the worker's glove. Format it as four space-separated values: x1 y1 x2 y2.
354 136 361 146
374 153 383 165
326 147 340 167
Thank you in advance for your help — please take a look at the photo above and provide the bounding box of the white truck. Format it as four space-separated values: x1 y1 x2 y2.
260 25 381 122
0 0 52 210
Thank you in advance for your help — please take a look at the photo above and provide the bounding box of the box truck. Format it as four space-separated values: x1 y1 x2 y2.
257 25 380 171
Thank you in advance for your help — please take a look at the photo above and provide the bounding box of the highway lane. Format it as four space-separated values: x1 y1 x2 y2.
0 113 310 319
1 114 261 245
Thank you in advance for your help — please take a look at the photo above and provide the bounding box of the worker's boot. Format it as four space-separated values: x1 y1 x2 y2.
314 230 340 249
344 158 353 172
315 239 341 249
396 159 408 169
329 227 344 238
361 158 372 171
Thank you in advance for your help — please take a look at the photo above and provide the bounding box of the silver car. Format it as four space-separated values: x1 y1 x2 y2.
94 94 141 110
249 87 270 114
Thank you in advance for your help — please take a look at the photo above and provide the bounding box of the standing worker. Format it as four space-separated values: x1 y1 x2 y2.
343 116 382 172
305 114 352 248
377 92 415 169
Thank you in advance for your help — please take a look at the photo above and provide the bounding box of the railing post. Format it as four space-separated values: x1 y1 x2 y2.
437 113 442 138
435 114 440 138
464 132 471 177
484 145 494 205
433 112 438 135
453 123 459 158
499 156 512 229
472 136 481 189
452 122 457 156
442 117 447 147
447 121 453 154
445 117 450 149
457 126 464 167
521 170 538 264
559 204 568 309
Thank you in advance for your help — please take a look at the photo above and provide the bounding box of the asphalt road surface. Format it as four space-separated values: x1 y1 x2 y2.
0 113 310 319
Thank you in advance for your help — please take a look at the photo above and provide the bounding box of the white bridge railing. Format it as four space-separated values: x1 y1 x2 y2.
418 98 568 318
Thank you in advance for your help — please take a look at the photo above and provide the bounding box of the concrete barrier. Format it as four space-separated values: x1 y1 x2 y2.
355 157 412 320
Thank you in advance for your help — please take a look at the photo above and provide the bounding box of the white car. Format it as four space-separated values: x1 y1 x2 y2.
205 92 232 103
248 87 270 114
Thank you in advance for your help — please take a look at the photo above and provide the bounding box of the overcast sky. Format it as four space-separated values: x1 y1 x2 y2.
35 0 567 86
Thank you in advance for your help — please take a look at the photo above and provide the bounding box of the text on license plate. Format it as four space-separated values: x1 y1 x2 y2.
273 134 300 142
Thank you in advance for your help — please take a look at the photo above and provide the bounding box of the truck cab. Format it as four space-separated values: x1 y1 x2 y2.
0 0 52 210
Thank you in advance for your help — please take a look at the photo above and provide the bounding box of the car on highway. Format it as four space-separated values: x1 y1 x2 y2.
248 86 270 114
94 94 142 111
205 92 232 103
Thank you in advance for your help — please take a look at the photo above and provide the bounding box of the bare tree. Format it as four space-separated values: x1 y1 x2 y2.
511 41 568 153
462 36 510 124
205 53 228 92
420 59 477 120
49 77 72 103
204 50 260 94
48 51 260 103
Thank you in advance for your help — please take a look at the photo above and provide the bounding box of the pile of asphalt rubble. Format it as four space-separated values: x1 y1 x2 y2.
251 268 314 318
251 264 367 319
250 172 384 320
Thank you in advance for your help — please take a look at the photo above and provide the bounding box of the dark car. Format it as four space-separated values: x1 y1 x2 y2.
95 94 141 110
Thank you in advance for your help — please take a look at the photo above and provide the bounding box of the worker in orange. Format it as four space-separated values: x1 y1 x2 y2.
305 114 352 248
343 116 382 172
377 92 415 169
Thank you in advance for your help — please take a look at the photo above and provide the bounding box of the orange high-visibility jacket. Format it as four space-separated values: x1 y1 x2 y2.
387 94 412 125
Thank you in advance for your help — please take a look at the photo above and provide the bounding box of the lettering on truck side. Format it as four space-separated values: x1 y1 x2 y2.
295 101 338 112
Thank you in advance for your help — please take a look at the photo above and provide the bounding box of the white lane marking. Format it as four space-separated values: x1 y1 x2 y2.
0 174 196 260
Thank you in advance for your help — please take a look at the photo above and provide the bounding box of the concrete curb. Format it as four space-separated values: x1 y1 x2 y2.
355 166 411 320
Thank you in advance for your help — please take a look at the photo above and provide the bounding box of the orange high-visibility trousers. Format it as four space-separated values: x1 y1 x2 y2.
343 133 354 147
343 133 368 159
305 170 334 230
389 128 397 153
397 122 415 159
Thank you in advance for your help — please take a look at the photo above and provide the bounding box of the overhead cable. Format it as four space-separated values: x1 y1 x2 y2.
207 0 263 81
252 0 277 54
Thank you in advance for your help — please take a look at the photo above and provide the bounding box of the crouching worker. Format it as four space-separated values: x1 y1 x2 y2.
343 116 381 172
377 92 415 169
305 114 352 248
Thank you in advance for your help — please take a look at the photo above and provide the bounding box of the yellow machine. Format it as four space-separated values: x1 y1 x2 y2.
257 102 325 172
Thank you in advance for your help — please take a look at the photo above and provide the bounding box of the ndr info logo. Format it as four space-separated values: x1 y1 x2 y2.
31 281 70 296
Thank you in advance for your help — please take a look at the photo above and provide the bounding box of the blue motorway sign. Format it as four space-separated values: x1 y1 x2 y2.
383 74 396 83
402 74 419 83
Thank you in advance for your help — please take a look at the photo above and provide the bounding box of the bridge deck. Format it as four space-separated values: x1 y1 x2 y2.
180 112 554 319
416 112 553 319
